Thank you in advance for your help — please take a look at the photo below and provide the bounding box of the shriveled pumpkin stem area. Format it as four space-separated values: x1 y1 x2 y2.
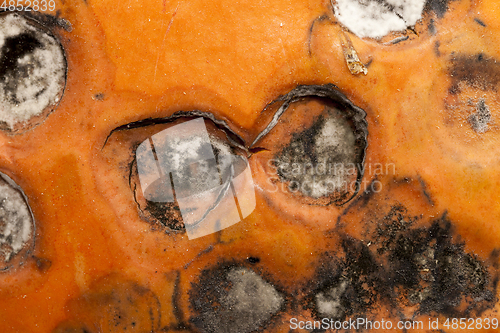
0 0 499 332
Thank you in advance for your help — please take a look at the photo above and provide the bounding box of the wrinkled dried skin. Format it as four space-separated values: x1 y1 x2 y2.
0 0 499 332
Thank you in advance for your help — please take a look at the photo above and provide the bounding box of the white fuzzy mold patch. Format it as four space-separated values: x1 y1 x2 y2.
315 280 349 319
333 0 427 38
0 13 66 130
224 267 284 319
0 172 33 269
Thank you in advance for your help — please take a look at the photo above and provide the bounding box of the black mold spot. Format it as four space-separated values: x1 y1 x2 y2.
93 93 105 101
247 256 260 264
425 0 453 18
34 256 52 272
474 18 486 27
384 210 496 316
252 86 367 207
145 200 184 231
434 41 441 57
308 238 381 321
428 18 437 35
315 206 498 319
0 33 41 77
448 54 500 94
0 13 67 132
189 263 284 333
0 33 42 104
125 115 248 234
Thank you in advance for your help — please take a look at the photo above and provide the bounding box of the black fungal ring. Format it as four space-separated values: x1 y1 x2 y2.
251 84 368 206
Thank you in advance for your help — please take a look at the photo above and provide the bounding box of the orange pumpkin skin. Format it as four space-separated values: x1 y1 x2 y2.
0 0 499 332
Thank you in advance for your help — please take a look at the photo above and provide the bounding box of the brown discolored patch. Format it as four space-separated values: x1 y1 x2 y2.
54 276 162 333
448 54 500 94
34 256 52 272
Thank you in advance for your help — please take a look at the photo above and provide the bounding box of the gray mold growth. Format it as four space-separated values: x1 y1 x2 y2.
0 171 34 270
0 13 66 131
468 99 491 133
315 280 348 319
276 110 357 200
190 265 284 333
255 85 368 206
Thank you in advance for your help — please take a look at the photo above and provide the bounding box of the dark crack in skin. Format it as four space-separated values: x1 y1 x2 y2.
309 206 498 323
189 263 284 333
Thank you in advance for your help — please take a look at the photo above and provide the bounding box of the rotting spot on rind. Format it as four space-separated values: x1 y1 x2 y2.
128 116 250 234
333 0 426 39
448 54 500 94
376 208 496 316
0 12 66 132
0 171 34 271
189 264 284 333
309 237 380 321
275 106 357 200
265 85 368 206
311 206 498 319
468 99 491 133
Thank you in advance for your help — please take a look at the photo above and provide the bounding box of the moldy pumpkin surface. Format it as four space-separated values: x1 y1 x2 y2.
0 0 499 332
